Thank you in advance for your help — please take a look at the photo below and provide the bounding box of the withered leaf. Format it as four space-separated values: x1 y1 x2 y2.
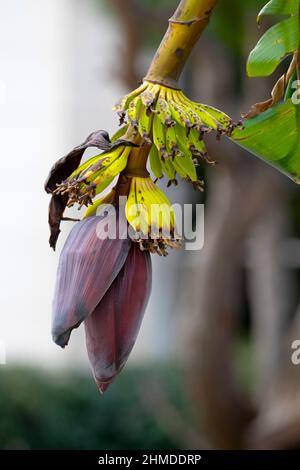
48 195 67 250
45 130 111 193
242 54 297 119
242 98 273 119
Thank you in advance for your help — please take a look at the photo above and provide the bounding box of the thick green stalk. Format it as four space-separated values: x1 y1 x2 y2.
121 0 219 184
144 0 218 89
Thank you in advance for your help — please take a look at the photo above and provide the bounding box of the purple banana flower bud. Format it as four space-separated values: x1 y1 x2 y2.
52 209 131 348
84 243 152 393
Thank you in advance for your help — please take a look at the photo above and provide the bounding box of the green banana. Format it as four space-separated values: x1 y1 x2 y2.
88 147 130 186
140 89 157 109
166 125 181 157
149 144 163 179
199 104 232 129
156 96 174 127
189 128 206 155
111 124 129 142
153 113 168 158
161 157 177 181
188 101 219 130
176 93 206 131
70 147 123 181
152 113 178 182
173 125 197 181
171 156 189 179
138 105 153 143
174 124 191 154
113 82 147 113
128 97 142 130
168 97 192 130
172 149 197 181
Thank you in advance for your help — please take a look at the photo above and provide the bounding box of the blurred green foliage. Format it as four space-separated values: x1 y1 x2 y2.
101 0 266 55
209 0 265 54
0 365 189 450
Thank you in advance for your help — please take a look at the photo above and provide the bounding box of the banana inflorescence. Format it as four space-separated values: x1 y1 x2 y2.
54 144 131 208
114 80 240 188
48 80 238 255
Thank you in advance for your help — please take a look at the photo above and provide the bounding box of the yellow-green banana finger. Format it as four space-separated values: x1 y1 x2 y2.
149 144 163 179
138 105 153 143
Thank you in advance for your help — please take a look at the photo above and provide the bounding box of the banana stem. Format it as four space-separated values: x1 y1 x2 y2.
117 137 151 197
144 0 218 89
118 0 218 194
125 140 151 175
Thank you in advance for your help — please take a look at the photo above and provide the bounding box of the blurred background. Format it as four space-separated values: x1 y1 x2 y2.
1 0 300 450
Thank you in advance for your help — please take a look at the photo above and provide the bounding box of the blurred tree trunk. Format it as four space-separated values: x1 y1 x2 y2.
109 0 142 88
184 140 288 448
180 5 298 448
245 309 300 449
247 195 294 395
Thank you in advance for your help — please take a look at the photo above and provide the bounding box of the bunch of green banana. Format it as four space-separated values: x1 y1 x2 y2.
54 146 131 208
114 80 239 187
125 176 179 255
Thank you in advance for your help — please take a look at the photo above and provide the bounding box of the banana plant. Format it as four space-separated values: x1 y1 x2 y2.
45 0 300 393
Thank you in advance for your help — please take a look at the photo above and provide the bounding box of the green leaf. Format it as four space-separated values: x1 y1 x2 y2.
258 0 300 21
247 16 299 76
230 99 300 183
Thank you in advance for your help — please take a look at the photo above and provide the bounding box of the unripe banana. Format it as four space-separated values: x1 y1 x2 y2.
153 114 168 158
91 147 130 187
149 144 163 179
156 97 175 127
166 125 182 158
198 103 232 129
138 105 153 144
113 82 147 113
161 157 177 182
140 90 156 109
126 178 145 234
82 190 116 219
139 177 175 236
189 128 206 155
171 157 189 179
128 97 142 131
174 153 197 181
168 98 192 130
111 124 129 142
173 125 197 181
174 123 191 154
189 102 219 130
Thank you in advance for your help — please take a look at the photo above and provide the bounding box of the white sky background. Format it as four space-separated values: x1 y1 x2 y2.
0 0 189 369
